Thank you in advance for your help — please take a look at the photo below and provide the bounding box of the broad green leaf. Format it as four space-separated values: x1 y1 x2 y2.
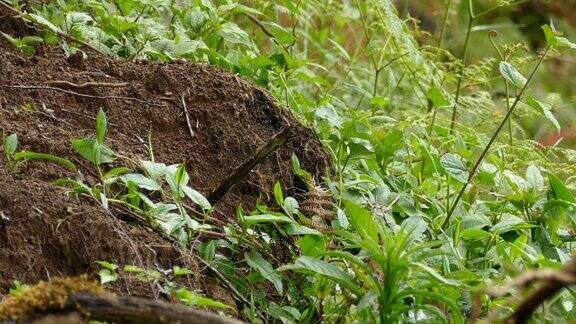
541 24 558 48
285 223 322 235
95 261 117 272
283 197 299 215
242 214 294 224
278 256 361 296
414 262 458 286
13 151 77 171
557 37 576 49
183 186 212 211
218 22 252 47
297 235 325 257
140 160 167 179
120 173 161 191
174 288 232 309
343 200 378 242
72 138 115 164
265 22 295 45
274 181 284 205
173 266 193 276
245 250 283 294
98 269 117 284
460 228 491 241
96 261 117 284
96 108 107 143
526 164 544 190
525 96 561 131
440 153 469 183
427 86 450 107
3 133 18 156
165 164 189 197
24 13 63 33
499 61 526 89
548 173 575 203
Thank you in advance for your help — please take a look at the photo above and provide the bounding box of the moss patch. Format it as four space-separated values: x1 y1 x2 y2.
0 276 107 320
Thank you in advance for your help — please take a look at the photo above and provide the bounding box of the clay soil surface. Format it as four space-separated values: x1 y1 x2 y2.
0 8 329 310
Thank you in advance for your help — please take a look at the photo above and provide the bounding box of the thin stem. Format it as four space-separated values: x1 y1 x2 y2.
442 48 550 229
439 0 453 49
449 15 474 132
489 31 513 145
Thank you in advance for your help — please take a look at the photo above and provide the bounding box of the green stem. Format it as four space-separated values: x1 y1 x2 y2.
449 14 474 132
439 0 453 49
442 47 550 229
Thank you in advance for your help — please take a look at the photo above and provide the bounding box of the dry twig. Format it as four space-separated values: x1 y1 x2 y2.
0 84 164 107
180 89 196 138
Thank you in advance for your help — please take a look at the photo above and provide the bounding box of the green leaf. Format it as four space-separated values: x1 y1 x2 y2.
173 266 194 276
245 250 283 294
526 164 544 190
283 197 299 215
499 61 527 89
242 214 294 224
95 261 117 272
218 22 252 47
297 235 325 257
440 153 469 183
525 96 561 132
24 13 63 33
278 256 362 296
165 164 189 197
96 261 117 284
541 24 558 48
557 37 576 49
548 173 575 203
460 228 491 241
98 269 118 284
96 108 107 143
183 186 212 211
140 160 167 179
427 86 450 107
3 133 18 156
274 181 284 205
0 32 19 47
343 200 378 242
13 151 77 171
120 173 161 191
72 138 115 165
174 288 232 309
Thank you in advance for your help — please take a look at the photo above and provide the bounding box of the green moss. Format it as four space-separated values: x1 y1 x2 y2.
0 276 107 320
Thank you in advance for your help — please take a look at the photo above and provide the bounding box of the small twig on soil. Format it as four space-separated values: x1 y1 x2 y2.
180 89 195 138
0 84 164 107
45 80 129 90
208 127 295 205
0 0 109 57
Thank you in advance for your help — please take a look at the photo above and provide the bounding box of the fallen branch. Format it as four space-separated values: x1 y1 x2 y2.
0 84 164 107
506 258 576 324
208 127 295 205
4 292 243 324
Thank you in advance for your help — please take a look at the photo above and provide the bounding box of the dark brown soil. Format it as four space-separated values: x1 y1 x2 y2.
0 7 329 310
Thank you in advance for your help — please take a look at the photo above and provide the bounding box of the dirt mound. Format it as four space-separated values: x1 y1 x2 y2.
0 8 329 306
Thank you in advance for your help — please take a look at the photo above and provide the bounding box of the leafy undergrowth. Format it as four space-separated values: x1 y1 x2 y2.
1 0 576 322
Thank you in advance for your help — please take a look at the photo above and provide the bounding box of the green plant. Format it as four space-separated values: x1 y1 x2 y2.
6 0 576 322
95 261 232 310
1 132 76 171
